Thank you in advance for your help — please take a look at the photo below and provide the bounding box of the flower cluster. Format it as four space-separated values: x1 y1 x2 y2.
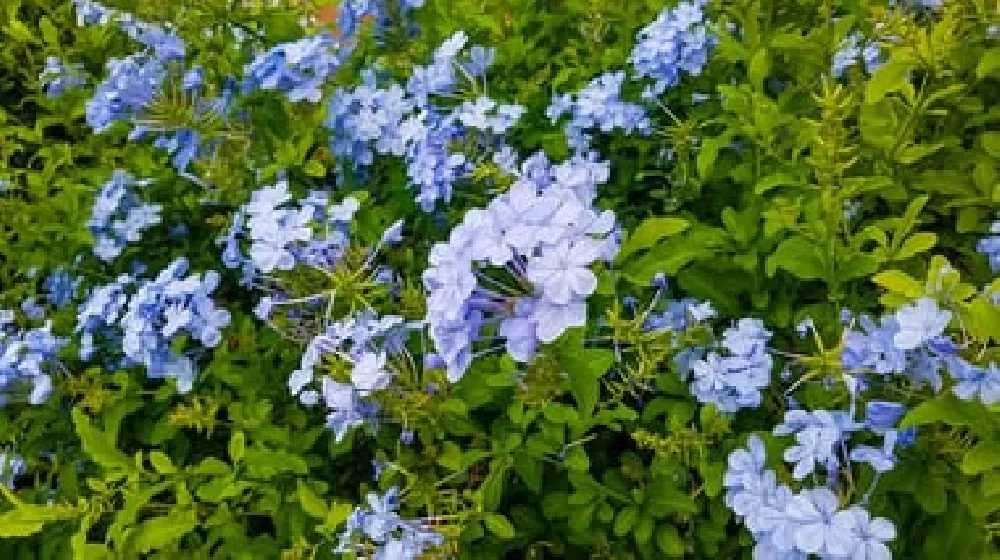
87 170 162 262
337 487 443 559
0 317 65 405
222 181 361 281
40 57 86 98
424 151 617 381
76 258 230 392
547 72 651 152
832 33 881 78
0 451 26 489
287 313 414 441
77 1 186 133
86 53 166 133
726 433 898 559
222 181 410 441
335 0 426 39
76 2 236 175
686 318 773 412
977 219 1000 272
243 33 346 103
44 269 80 308
842 297 1000 404
326 33 522 209
629 0 716 98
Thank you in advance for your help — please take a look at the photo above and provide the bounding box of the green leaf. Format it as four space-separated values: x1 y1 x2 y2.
324 501 354 529
963 442 1000 476
129 509 197 553
619 217 690 261
0 504 80 538
563 348 614 419
865 61 910 104
978 48 1000 80
297 480 329 518
634 515 654 544
983 471 1000 497
699 460 724 498
614 506 638 537
656 525 686 556
765 236 825 280
483 513 516 539
514 455 543 492
148 451 176 474
3 19 36 44
697 133 732 179
543 403 578 424
901 394 996 436
228 431 246 463
872 270 924 297
895 232 937 260
39 17 58 47
303 159 326 177
243 447 308 476
982 132 1000 158
754 172 800 195
748 48 769 90
71 409 131 471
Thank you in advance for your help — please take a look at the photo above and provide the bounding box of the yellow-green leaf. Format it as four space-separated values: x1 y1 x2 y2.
619 217 689 261
71 409 131 471
297 480 328 519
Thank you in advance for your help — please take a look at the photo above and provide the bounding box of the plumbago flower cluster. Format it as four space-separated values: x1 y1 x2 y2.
423 151 617 380
337 487 443 559
0 314 65 405
86 170 161 262
546 0 714 152
326 32 524 209
726 433 898 559
75 258 230 392
843 297 1000 404
725 291 1000 556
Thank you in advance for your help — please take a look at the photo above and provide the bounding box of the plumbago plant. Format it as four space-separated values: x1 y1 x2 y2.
1 0 1000 558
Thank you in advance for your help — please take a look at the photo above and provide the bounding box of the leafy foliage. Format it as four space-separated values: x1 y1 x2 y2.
1 0 1000 558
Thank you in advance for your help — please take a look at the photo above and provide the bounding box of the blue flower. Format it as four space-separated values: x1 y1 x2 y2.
775 409 859 479
73 0 113 26
892 297 951 350
351 351 392 392
525 239 602 305
86 53 165 133
784 488 847 556
841 314 908 375
0 320 65 405
832 33 882 78
0 452 27 489
863 401 906 431
548 72 651 152
423 152 617 380
950 359 1000 405
630 0 716 97
44 270 80 307
850 430 900 473
75 259 229 392
978 220 1000 271
830 506 896 560
687 318 773 412
87 170 161 262
20 298 45 320
244 33 344 102
337 486 443 559
40 56 86 98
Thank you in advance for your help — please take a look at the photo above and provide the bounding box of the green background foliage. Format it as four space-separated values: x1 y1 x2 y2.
1 0 1000 558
